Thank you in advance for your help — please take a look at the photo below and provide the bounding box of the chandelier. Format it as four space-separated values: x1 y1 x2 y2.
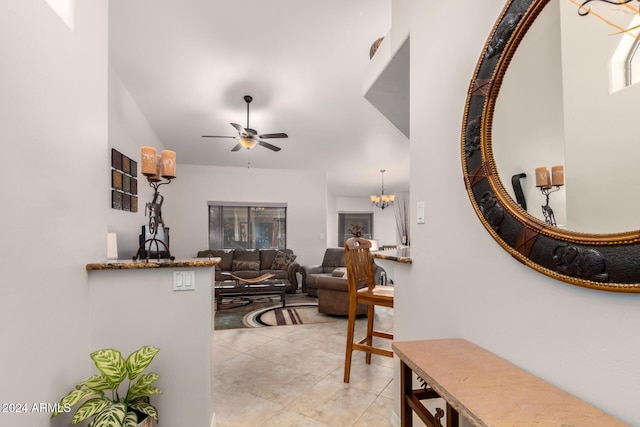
370 169 395 210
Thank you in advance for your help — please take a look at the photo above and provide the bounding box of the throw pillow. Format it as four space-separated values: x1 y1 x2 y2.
271 251 297 270
332 267 346 277
232 260 260 271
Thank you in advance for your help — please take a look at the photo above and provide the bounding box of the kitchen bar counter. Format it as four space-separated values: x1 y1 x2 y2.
86 257 220 270
371 248 412 264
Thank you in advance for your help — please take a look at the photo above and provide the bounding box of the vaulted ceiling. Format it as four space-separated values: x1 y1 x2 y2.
108 0 409 197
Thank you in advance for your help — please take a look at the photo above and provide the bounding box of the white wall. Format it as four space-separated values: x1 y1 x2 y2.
0 1 108 426
108 67 164 259
162 164 328 267
89 266 214 426
398 0 640 425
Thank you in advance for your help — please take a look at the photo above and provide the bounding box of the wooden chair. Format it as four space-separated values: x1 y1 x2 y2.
343 237 394 383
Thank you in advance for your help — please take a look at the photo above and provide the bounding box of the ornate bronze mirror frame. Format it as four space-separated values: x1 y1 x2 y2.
461 0 640 292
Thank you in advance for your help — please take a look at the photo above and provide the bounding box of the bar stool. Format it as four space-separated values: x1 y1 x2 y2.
343 237 394 383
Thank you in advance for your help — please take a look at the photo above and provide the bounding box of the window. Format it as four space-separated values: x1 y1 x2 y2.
208 202 287 249
338 212 373 247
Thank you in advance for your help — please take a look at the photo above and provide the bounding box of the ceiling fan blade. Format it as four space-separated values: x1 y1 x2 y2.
230 123 244 134
258 132 288 139
231 143 243 152
202 135 236 138
258 140 281 151
230 122 258 138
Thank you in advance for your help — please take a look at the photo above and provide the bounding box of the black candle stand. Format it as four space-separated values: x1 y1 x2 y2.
133 177 175 261
538 185 561 227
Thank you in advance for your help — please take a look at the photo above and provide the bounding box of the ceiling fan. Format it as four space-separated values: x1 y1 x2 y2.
202 95 288 152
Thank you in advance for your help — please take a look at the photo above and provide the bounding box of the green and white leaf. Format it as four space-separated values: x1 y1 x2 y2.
125 346 159 381
88 402 126 427
59 388 100 411
71 397 111 424
123 410 139 427
76 374 115 392
129 373 161 397
52 388 94 418
129 399 159 422
90 349 126 386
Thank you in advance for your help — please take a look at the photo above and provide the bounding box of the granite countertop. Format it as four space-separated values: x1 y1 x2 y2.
86 258 221 270
371 248 412 264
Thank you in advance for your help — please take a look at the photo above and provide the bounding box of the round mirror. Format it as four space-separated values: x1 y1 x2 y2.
492 0 640 234
461 0 640 292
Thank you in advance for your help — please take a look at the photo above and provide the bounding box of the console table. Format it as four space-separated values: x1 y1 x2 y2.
392 338 629 427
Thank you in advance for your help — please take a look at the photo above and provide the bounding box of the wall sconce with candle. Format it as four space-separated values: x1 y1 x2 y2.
535 165 564 227
134 146 177 261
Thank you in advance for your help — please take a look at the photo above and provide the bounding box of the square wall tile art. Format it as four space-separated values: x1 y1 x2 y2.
111 148 138 212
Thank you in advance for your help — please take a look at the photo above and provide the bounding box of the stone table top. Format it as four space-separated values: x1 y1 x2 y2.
392 338 629 426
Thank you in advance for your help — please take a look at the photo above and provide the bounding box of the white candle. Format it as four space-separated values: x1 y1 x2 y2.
107 233 118 260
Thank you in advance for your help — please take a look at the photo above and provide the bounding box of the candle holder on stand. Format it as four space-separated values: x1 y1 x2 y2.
538 185 561 226
535 165 564 227
133 147 177 262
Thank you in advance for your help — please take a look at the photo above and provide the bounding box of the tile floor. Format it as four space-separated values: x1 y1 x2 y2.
213 305 398 427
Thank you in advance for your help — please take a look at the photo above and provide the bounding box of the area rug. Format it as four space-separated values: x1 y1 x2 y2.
243 303 341 328
215 293 332 330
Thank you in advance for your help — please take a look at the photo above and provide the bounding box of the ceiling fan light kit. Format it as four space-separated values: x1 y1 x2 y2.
239 137 257 149
202 95 288 152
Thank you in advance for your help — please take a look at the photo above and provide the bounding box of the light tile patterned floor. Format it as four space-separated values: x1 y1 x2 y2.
213 305 396 427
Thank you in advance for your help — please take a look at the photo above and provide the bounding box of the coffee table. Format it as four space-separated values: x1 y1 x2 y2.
214 279 287 310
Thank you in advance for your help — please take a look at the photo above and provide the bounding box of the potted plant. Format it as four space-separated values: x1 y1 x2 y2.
52 345 161 426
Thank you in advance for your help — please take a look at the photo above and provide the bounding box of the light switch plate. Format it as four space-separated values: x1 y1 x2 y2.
417 201 425 224
173 271 195 291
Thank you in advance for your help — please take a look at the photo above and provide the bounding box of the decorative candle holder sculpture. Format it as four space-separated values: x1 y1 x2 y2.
134 147 177 262
535 165 564 227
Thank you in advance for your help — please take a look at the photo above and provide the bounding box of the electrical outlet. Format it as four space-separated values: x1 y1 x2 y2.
173 271 195 291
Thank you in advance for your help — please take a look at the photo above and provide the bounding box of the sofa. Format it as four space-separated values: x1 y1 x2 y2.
300 247 386 315
197 248 300 293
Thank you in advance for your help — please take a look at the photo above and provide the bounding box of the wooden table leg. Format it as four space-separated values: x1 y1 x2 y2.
400 360 413 427
446 403 459 427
